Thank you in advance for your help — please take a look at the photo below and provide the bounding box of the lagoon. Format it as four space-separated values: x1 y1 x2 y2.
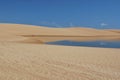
47 40 120 48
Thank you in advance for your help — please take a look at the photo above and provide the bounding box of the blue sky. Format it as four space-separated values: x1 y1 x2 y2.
0 0 120 29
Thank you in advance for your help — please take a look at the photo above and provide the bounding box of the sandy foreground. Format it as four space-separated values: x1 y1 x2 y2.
0 24 120 80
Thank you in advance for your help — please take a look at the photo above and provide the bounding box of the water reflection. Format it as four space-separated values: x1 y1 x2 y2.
47 40 120 48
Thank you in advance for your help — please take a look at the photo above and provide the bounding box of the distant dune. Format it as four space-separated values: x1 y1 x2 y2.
0 23 120 80
106 29 120 33
0 24 120 43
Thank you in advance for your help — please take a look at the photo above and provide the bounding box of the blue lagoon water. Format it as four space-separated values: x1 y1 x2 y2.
47 40 120 48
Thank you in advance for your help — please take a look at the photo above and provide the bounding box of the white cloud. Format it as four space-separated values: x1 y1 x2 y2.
100 23 108 26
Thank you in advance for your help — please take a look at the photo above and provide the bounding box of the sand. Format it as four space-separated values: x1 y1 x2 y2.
0 23 120 80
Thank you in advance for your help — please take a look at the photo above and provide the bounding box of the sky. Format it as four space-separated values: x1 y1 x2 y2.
0 0 120 29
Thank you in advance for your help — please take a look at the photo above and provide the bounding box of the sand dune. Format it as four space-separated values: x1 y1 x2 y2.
0 24 120 43
0 23 120 80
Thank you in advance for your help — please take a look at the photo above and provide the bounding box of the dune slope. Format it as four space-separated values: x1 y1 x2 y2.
0 42 120 80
